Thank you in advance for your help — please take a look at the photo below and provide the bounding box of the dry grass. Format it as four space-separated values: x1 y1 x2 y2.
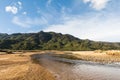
0 52 55 80
105 50 120 56
1 50 120 80
21 64 55 80
0 64 29 80
94 50 104 53
54 51 120 63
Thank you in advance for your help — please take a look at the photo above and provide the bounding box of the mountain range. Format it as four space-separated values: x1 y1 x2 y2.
0 31 120 50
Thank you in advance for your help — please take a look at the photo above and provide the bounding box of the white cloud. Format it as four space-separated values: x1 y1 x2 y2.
12 16 29 27
44 13 120 42
5 1 22 14
5 6 18 14
12 16 48 28
17 1 22 9
83 0 110 10
18 1 22 6
22 12 27 15
46 0 52 6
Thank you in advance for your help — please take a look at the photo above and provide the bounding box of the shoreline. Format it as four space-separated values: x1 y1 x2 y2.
31 53 120 80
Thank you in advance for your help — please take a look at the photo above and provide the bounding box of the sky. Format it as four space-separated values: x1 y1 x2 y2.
0 0 120 42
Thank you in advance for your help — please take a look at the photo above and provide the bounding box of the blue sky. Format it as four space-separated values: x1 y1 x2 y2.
0 0 120 42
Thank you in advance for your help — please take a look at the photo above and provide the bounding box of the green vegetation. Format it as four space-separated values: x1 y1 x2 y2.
0 31 120 50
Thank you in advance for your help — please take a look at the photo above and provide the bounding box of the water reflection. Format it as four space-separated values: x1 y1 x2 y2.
73 63 120 80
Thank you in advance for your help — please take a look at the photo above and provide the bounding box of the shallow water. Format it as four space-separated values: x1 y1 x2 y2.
37 54 120 80
73 64 120 80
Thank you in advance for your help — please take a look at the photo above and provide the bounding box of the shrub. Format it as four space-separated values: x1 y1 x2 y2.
94 50 103 53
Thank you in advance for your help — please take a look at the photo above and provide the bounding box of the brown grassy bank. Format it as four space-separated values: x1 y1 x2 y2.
53 51 120 63
0 52 55 80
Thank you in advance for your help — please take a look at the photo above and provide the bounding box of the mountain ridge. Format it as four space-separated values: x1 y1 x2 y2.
0 31 120 50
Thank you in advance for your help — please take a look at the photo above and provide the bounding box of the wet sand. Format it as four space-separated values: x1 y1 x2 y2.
35 53 120 80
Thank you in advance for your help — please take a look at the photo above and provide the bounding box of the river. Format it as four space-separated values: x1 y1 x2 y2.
32 53 120 80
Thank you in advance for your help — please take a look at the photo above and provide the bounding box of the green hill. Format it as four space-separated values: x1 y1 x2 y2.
0 31 120 50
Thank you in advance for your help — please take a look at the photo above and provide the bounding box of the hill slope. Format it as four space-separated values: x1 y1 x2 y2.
0 31 120 50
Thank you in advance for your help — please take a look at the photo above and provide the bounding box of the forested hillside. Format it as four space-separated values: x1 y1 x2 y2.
0 31 120 50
